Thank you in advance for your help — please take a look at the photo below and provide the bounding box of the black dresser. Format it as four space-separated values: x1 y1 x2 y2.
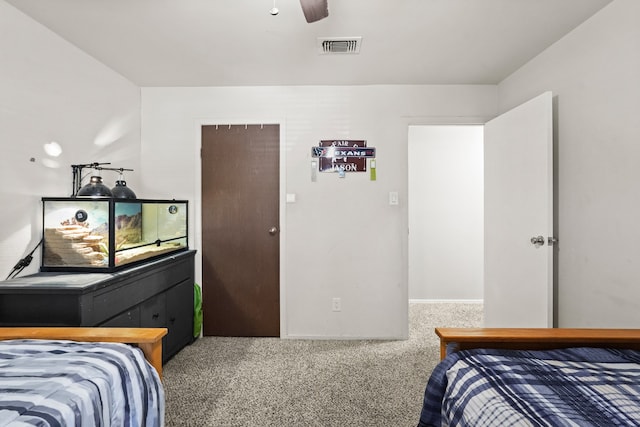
0 250 196 363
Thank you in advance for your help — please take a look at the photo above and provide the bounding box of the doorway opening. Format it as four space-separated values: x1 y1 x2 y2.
408 125 484 302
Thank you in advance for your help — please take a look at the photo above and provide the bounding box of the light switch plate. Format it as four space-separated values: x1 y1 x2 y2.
389 191 399 205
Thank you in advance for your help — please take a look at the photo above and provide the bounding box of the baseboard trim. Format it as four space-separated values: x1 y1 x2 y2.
281 334 408 340
409 299 483 304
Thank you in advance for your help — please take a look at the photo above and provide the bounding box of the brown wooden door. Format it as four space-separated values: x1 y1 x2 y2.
201 124 280 336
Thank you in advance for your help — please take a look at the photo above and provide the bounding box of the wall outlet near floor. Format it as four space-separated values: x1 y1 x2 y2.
332 297 341 312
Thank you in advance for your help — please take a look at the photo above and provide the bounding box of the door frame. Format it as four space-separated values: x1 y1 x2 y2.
194 118 287 337
405 105 556 326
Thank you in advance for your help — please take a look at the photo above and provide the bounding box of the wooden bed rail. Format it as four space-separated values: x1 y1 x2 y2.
436 328 640 360
0 327 168 378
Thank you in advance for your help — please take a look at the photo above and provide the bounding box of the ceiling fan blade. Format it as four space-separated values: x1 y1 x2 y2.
299 0 328 23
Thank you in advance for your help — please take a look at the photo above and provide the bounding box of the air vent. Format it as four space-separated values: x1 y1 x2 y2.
317 37 362 54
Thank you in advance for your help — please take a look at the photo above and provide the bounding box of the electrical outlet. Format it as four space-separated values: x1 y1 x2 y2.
332 297 341 312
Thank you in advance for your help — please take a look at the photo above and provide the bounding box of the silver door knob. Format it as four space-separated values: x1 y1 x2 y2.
268 226 278 236
530 235 545 247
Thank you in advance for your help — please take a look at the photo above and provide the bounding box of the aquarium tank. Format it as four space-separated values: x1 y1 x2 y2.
41 198 188 272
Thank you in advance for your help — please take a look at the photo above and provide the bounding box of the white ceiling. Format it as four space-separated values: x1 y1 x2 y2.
6 0 612 87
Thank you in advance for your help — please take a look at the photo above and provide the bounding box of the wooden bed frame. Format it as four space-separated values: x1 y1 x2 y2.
437 328 640 360
0 327 168 377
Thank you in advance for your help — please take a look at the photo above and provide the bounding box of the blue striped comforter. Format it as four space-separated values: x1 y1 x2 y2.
418 347 640 427
0 339 164 426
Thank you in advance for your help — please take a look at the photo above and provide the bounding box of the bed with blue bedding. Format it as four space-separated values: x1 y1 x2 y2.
0 328 166 427
418 328 640 427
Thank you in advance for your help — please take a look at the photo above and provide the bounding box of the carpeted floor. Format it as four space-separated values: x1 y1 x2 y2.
162 302 482 426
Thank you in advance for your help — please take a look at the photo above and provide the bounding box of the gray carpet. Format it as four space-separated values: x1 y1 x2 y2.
162 302 482 426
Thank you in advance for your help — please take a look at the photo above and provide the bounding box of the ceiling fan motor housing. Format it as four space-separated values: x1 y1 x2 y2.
300 0 329 23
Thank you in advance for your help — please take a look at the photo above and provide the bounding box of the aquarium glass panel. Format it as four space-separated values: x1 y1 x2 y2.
114 201 188 266
42 198 188 271
157 202 188 243
42 200 110 268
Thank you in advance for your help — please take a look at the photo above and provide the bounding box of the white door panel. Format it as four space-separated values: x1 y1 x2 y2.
484 92 554 328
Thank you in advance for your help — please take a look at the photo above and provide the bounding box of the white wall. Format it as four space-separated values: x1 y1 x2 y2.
141 85 497 339
5 0 634 335
408 125 484 301
498 0 640 327
0 1 141 278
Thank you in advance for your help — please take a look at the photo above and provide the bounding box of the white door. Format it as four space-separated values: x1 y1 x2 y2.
484 92 554 328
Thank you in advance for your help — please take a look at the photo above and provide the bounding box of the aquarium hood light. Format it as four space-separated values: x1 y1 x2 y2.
111 168 137 199
71 162 136 198
77 175 113 197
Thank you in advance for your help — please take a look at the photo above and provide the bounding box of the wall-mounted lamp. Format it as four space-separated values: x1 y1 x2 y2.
43 141 62 157
270 0 279 15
